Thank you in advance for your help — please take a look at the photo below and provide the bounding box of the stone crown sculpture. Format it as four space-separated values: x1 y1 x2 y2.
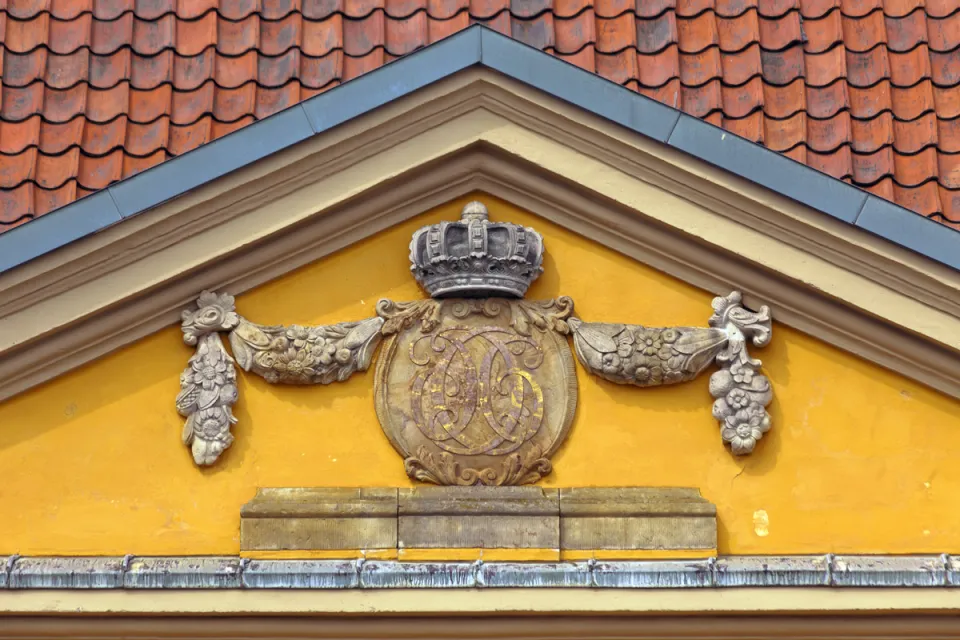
409 201 544 299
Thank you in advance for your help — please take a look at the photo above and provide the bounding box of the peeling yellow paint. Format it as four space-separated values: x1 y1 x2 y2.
753 510 770 537
1 194 959 556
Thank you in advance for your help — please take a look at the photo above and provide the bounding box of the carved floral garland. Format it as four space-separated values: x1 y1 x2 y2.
177 289 774 467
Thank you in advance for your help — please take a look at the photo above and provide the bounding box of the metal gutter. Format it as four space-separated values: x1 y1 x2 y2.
0 555 957 590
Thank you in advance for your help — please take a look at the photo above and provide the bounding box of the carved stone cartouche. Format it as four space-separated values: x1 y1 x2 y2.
408 201 544 299
374 297 577 486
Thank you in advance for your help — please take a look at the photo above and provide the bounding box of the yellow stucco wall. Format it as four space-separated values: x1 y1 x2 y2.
1 194 958 557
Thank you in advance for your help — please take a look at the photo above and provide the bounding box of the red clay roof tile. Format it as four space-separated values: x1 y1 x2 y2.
939 116 960 152
1 0 958 235
803 9 843 53
851 111 894 152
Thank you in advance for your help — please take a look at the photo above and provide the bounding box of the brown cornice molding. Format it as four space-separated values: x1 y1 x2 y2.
2 615 960 639
0 73 958 402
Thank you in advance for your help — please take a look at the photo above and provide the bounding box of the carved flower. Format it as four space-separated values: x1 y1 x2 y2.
633 357 663 385
285 325 312 349
634 366 662 385
661 328 679 344
721 404 769 454
731 362 754 385
726 387 750 410
639 328 663 356
196 407 229 440
274 348 316 381
317 343 338 366
192 357 228 390
335 348 353 364
601 353 622 376
181 292 240 344
657 343 678 363
615 330 635 358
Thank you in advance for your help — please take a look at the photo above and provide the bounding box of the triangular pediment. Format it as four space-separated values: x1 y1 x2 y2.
0 61 959 403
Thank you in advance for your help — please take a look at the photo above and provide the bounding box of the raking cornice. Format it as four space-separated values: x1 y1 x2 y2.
0 69 958 402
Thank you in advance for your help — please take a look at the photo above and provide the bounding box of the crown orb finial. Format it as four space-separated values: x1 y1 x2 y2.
409 200 545 299
461 200 489 221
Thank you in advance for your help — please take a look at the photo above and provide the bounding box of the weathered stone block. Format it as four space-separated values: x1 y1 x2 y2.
559 487 716 551
240 488 398 551
398 486 559 549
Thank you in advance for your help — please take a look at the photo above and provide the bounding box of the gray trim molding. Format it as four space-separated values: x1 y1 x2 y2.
1 555 957 590
0 27 957 274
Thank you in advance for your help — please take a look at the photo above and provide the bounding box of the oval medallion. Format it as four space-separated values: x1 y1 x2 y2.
374 298 577 486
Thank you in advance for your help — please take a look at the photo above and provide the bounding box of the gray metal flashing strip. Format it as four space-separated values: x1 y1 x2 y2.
2 555 960 590
0 26 957 274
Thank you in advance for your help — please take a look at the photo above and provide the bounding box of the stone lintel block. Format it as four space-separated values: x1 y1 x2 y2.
559 487 717 551
398 486 559 549
240 488 398 551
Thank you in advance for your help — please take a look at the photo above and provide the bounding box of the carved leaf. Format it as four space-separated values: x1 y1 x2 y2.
175 381 200 416
672 328 727 373
181 413 196 445
404 446 552 486
572 323 619 353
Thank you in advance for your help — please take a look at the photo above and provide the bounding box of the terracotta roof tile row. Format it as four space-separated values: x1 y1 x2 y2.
1 0 958 232
1 7 957 57
5 0 959 21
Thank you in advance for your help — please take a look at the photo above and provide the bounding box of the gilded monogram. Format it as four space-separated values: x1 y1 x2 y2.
375 298 576 486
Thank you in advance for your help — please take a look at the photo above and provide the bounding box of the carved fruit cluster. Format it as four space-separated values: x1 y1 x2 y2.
177 292 241 466
707 292 773 455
